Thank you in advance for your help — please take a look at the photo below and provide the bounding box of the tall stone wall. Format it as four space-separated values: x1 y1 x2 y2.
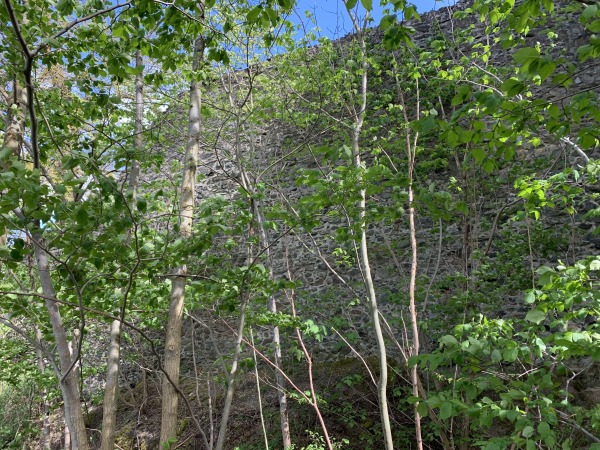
138 0 600 384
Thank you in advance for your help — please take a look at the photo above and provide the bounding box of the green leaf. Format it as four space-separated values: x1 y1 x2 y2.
525 309 546 324
483 443 506 450
62 156 79 171
360 0 372 10
491 349 502 363
440 335 459 347
581 4 598 20
73 209 87 227
587 20 600 33
538 60 556 81
0 147 11 160
503 347 519 362
10 248 22 261
440 401 453 420
383 24 414 49
513 47 540 73
501 78 526 96
538 421 551 437
524 291 536 304
464 383 478 401
514 47 540 65
579 129 598 149
277 0 292 9
472 147 486 164
417 401 428 417
346 0 359 9
482 159 495 173
136 198 147 213
247 6 262 23
380 14 395 30
413 116 435 134
522 425 534 438
407 355 419 368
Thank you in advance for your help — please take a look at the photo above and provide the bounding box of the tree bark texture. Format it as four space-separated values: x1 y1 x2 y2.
0 85 27 247
100 319 122 450
35 327 51 450
33 234 90 450
101 49 143 450
1 85 26 162
159 32 205 448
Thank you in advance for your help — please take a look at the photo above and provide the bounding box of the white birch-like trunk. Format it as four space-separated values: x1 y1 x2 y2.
408 148 423 449
344 7 394 448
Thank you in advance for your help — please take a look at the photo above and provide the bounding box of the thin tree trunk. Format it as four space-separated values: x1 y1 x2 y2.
391 53 426 449
284 244 333 450
35 326 51 450
65 329 80 450
212 153 252 448
250 329 270 450
218 70 292 448
159 29 205 448
100 319 122 450
272 312 291 449
215 292 249 450
357 185 394 450
408 180 423 450
3 8 90 446
229 68 291 447
100 49 143 450
4 81 89 449
33 234 90 450
345 9 394 449
397 69 425 450
254 204 291 449
0 84 27 248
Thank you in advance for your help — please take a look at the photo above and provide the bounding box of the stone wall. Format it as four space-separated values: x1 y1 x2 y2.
129 0 600 386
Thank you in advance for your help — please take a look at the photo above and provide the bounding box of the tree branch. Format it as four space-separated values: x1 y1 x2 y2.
32 1 134 57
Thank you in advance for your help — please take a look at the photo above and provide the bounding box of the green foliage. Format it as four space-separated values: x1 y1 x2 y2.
0 382 39 448
1 0 600 447
297 431 349 450
418 257 600 448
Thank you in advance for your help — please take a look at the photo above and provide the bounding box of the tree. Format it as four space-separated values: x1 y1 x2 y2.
0 0 599 447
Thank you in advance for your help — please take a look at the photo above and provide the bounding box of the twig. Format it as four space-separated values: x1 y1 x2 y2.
423 218 443 313
483 200 519 258
561 136 590 163
557 410 600 443
331 327 377 386
250 328 270 450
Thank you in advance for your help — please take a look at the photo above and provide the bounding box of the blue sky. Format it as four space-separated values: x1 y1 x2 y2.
290 0 456 40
